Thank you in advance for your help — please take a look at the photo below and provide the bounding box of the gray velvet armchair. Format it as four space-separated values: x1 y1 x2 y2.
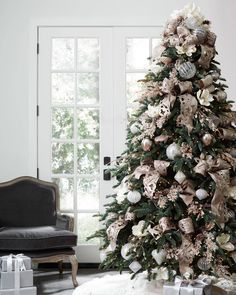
0 176 78 287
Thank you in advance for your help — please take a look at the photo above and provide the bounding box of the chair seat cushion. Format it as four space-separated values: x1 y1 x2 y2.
0 226 77 251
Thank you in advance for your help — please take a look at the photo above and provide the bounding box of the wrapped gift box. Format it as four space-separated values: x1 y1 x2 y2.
0 256 31 272
0 286 37 295
0 270 33 290
163 282 209 295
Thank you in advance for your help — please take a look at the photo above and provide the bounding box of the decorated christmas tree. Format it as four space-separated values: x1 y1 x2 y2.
91 4 236 281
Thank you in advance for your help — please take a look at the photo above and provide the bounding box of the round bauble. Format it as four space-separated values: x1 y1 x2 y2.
212 71 220 80
185 17 199 29
127 190 141 203
196 188 208 200
130 123 140 134
174 171 186 184
227 210 235 220
202 133 213 146
216 90 227 102
121 243 133 260
230 149 236 158
178 217 194 234
141 138 152 151
151 249 166 265
197 257 211 271
193 27 207 44
178 62 196 80
166 143 182 160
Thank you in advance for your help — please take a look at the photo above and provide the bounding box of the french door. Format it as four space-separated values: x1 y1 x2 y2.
37 26 161 262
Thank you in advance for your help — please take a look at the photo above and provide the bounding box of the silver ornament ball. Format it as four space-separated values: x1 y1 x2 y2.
197 257 211 271
166 143 182 160
202 133 213 146
178 62 196 80
121 243 133 260
193 27 207 43
185 17 199 29
196 188 208 200
127 190 141 203
141 138 152 151
130 123 140 134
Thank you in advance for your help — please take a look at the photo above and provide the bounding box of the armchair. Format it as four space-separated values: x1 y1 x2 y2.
0 176 78 287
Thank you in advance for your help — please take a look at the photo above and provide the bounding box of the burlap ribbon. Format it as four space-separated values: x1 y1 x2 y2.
133 161 170 198
156 94 176 129
176 94 198 133
194 155 231 223
106 217 127 250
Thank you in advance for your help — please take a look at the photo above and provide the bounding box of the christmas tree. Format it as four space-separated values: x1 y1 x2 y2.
90 4 236 281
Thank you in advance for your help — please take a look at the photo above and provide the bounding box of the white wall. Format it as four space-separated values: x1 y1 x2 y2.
0 0 235 181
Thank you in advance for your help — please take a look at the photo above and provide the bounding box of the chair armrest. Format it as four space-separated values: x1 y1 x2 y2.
56 213 74 232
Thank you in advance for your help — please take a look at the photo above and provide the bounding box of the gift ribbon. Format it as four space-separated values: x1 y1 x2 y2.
3 254 27 294
170 276 211 295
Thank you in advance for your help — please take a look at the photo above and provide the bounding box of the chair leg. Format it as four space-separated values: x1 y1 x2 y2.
69 255 78 287
58 260 63 274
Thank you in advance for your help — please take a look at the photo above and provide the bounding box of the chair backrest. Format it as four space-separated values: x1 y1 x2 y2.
0 176 59 227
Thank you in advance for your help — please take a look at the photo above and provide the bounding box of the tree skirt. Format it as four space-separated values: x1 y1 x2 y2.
73 273 163 295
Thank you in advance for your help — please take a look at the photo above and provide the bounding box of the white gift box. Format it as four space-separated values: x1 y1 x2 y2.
163 282 209 295
0 286 37 295
0 270 33 290
0 256 31 272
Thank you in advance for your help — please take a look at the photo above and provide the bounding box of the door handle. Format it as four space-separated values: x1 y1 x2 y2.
103 169 111 181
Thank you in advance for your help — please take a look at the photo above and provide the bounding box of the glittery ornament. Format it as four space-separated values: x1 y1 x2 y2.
178 217 194 234
202 133 213 146
127 190 141 203
196 188 208 200
206 31 217 47
129 261 142 273
141 138 152 151
197 257 211 271
185 17 199 29
227 210 235 220
130 123 140 134
166 143 182 160
216 90 227 102
121 243 132 260
193 27 207 43
174 171 186 184
151 249 166 265
178 62 196 80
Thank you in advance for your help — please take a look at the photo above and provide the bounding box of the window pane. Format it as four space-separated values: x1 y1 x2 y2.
77 143 99 174
52 38 75 70
53 178 74 210
126 73 145 104
77 108 99 139
52 143 74 174
77 178 99 210
52 73 75 105
52 108 74 139
77 73 99 104
126 38 149 70
77 38 99 70
77 213 99 245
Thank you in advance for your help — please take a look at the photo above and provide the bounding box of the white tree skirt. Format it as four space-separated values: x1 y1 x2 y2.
73 273 163 295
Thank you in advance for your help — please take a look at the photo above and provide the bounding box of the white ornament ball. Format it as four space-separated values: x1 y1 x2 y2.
174 171 186 184
151 249 166 265
127 190 141 203
141 138 152 151
196 188 208 200
129 261 142 273
166 143 182 160
100 250 107 262
121 243 133 260
130 123 140 134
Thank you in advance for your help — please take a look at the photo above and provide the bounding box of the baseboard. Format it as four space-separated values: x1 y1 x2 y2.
38 262 100 269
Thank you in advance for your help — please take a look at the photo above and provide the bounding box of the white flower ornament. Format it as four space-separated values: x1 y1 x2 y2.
132 220 148 237
197 89 214 106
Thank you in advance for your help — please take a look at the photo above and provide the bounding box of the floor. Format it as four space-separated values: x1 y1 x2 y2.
34 268 117 295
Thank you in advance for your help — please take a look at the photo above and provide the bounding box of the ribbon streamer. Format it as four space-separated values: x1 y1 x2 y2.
106 217 127 250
